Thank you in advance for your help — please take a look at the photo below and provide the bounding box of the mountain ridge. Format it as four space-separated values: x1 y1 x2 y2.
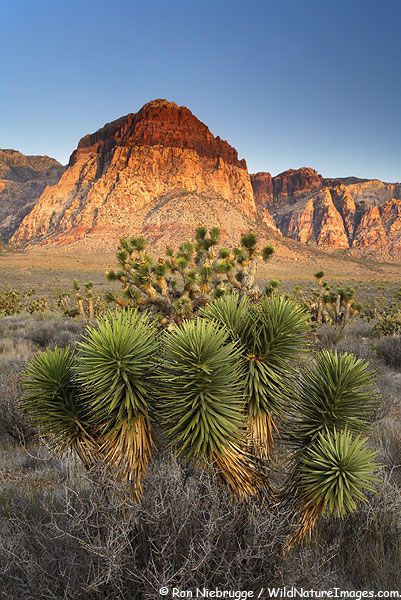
5 99 401 261
251 168 401 259
12 99 261 249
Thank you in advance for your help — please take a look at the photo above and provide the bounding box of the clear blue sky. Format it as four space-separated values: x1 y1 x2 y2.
1 0 400 181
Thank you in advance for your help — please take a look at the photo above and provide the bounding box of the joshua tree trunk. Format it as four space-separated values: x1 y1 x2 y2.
317 295 323 324
335 294 341 324
77 294 86 319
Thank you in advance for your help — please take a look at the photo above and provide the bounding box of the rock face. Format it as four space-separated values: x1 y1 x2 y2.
272 168 323 202
0 150 63 241
251 169 401 259
251 172 273 204
9 102 401 260
14 100 264 248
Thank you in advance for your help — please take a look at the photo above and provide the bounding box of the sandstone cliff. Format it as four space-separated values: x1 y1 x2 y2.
0 150 63 241
9 102 401 260
14 100 268 249
251 168 401 259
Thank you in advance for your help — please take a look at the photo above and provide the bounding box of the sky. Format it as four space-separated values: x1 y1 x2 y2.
1 0 400 181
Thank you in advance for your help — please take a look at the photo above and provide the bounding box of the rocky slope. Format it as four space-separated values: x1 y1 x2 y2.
0 150 63 241
14 100 275 249
251 168 401 259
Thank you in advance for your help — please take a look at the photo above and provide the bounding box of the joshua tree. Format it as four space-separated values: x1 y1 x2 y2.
85 281 95 320
74 310 159 497
303 273 359 326
156 318 263 498
22 346 98 467
313 270 325 324
73 279 86 318
106 227 275 324
284 350 378 548
336 286 357 324
62 279 97 319
201 293 310 459
23 310 160 499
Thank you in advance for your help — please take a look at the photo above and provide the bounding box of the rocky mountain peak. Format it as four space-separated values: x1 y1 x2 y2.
7 105 401 261
13 100 259 248
272 167 323 201
73 99 246 170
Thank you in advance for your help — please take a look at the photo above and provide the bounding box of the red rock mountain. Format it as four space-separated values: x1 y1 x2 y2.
251 168 401 259
14 100 273 248
10 100 401 260
0 149 63 241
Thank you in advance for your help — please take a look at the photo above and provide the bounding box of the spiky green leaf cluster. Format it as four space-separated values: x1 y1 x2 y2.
288 350 375 449
22 347 94 459
202 294 310 419
74 309 159 427
157 319 246 460
300 429 379 516
23 309 160 483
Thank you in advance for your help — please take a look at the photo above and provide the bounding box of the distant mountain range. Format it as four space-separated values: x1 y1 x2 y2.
251 168 401 260
2 99 400 260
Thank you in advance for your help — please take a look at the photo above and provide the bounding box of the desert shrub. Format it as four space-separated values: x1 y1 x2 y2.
335 333 377 364
316 323 345 348
0 456 345 599
0 289 26 315
24 319 86 349
319 477 401 589
376 335 401 368
373 418 401 480
375 312 401 336
316 320 376 355
0 316 86 351
0 289 54 316
365 289 401 336
341 319 376 339
0 337 36 360
1 456 399 599
0 358 35 443
25 296 50 314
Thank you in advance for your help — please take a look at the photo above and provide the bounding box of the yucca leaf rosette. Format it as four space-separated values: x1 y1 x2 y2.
74 309 159 495
22 347 97 466
157 318 260 497
288 350 375 450
286 429 379 549
283 350 377 548
202 294 309 459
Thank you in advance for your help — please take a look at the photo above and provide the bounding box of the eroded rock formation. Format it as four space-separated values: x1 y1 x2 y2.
9 101 401 260
0 150 63 241
14 100 265 248
251 168 401 259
